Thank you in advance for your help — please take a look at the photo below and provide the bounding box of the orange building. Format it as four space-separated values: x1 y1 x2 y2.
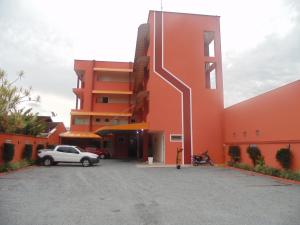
61 10 299 169
60 11 224 164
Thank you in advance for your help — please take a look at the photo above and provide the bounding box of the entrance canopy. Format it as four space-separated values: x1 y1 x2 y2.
60 131 101 139
94 122 148 135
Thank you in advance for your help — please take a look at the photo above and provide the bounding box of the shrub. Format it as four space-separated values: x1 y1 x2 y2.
36 144 45 150
23 144 33 160
7 161 22 170
227 161 235 167
0 164 8 173
228 145 241 163
247 145 261 166
234 163 253 171
3 143 15 162
279 170 300 181
264 167 280 177
276 147 292 169
254 164 266 173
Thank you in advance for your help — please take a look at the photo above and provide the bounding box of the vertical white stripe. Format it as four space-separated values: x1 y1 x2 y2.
153 11 194 165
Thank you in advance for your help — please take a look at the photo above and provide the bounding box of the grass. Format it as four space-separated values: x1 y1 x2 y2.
0 159 36 173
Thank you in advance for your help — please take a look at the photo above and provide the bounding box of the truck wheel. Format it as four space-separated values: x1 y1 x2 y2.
43 157 53 166
82 158 91 167
99 154 105 159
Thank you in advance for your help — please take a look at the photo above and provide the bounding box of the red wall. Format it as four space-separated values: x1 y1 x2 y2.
0 134 48 164
48 122 67 144
224 81 300 170
147 11 224 164
0 123 66 165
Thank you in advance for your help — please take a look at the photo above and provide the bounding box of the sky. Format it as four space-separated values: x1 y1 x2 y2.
0 0 299 127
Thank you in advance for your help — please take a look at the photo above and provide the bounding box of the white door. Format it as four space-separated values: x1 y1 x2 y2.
65 147 81 162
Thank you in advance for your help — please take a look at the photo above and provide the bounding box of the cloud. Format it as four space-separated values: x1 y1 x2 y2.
0 0 299 126
223 0 300 107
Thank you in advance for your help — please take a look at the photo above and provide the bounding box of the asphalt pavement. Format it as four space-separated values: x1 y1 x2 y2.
0 160 300 225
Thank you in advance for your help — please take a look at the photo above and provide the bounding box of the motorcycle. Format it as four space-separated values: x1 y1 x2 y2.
192 151 214 166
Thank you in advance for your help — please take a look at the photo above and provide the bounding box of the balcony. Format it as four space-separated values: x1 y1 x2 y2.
73 88 83 98
93 67 133 73
71 110 132 117
92 90 133 95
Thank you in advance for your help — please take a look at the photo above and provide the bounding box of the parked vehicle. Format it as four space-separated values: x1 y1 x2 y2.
38 145 99 167
84 146 111 159
192 151 214 166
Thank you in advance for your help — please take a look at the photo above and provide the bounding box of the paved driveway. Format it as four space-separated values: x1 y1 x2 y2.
0 160 299 225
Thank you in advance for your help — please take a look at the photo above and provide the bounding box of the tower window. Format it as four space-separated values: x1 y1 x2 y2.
204 31 215 57
204 62 216 89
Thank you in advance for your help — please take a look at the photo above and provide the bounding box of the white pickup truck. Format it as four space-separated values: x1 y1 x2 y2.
38 145 100 167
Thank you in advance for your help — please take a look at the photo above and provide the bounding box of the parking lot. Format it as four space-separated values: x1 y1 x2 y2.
0 160 300 225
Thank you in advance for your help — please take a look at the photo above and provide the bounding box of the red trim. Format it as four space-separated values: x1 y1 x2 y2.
154 12 191 164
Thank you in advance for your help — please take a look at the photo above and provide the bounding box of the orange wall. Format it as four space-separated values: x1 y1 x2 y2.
93 82 130 92
224 81 300 170
0 134 47 164
0 123 66 165
147 11 224 164
47 122 67 144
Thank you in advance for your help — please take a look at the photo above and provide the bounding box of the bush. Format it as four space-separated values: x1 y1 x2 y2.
234 162 253 171
0 159 35 173
228 145 241 163
23 144 33 160
3 143 15 162
279 170 300 181
36 144 45 150
247 145 261 166
0 164 8 173
276 147 292 169
254 164 281 177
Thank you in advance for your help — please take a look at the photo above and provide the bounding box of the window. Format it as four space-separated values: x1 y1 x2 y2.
95 118 101 123
204 31 215 57
205 62 216 89
105 118 110 123
170 134 182 142
74 117 89 125
112 119 119 125
57 147 68 153
57 147 79 154
96 97 109 103
68 148 79 154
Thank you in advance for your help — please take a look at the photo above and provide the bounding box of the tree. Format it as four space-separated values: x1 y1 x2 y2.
0 69 45 136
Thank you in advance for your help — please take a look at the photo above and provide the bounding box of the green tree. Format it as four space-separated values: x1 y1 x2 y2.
0 69 45 136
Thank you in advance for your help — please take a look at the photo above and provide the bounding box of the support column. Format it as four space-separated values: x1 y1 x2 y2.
142 130 149 161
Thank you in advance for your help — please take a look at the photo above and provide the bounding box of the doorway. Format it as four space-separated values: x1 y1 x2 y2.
149 132 165 163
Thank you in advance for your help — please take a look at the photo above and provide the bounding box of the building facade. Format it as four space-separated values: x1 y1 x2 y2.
60 10 300 169
60 10 224 164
